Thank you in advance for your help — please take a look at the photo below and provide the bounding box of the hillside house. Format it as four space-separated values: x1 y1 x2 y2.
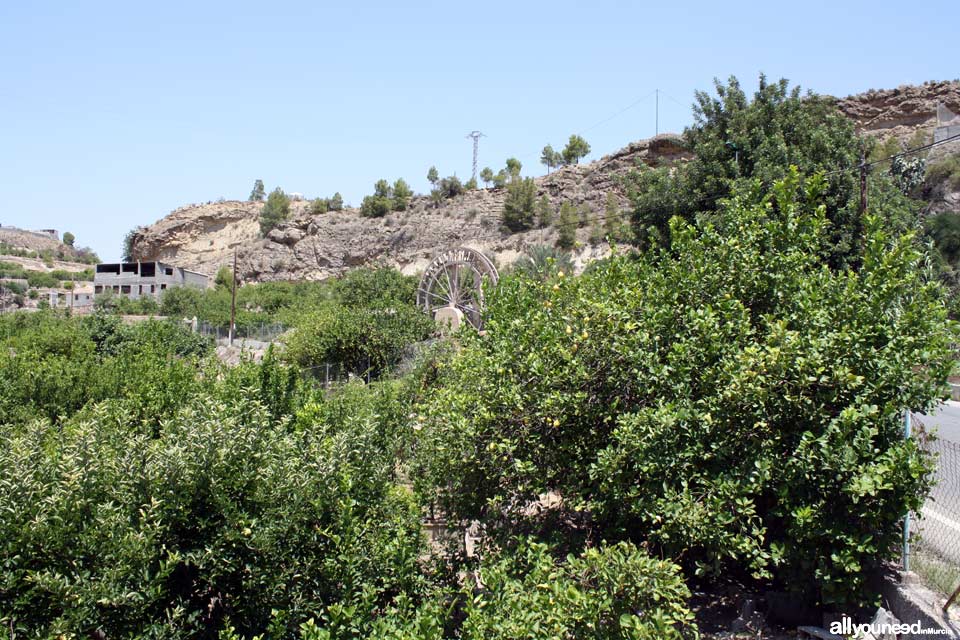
94 261 209 299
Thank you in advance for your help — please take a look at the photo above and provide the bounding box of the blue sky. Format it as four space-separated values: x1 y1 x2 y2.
1 1 957 261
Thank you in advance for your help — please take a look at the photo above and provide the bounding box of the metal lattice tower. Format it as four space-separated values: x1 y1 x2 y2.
466 131 485 182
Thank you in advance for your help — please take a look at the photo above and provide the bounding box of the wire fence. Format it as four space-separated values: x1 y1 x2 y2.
910 414 960 601
195 321 287 343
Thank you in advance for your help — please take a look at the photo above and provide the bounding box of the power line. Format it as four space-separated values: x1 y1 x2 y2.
821 132 960 178
579 89 658 135
867 132 960 168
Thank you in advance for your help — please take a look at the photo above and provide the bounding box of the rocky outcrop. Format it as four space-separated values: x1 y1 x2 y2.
130 135 690 282
131 81 960 283
834 80 960 143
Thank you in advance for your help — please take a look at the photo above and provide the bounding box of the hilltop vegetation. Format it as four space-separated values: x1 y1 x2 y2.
0 75 958 637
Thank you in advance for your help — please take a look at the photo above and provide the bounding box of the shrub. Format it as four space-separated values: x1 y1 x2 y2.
924 155 960 193
260 188 292 236
284 303 433 377
0 392 426 638
500 177 537 232
306 539 696 640
461 540 695 639
393 178 413 211
415 171 954 606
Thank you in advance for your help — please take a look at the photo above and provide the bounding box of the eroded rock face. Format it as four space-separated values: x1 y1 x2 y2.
833 80 960 143
130 81 960 283
130 135 691 282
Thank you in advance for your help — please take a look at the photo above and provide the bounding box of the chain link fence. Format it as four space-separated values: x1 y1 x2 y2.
195 321 286 343
910 414 960 603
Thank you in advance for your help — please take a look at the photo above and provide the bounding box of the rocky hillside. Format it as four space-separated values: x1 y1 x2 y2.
834 80 960 144
130 135 690 282
131 81 960 283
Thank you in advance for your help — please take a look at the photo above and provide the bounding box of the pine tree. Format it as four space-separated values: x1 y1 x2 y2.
501 177 537 232
557 202 577 249
393 178 413 211
329 192 344 211
540 145 560 173
603 192 627 242
536 195 554 228
259 188 291 235
250 179 266 202
480 167 494 188
562 135 591 165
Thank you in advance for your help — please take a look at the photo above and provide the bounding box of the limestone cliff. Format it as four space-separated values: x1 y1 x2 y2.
834 80 960 144
130 136 689 282
131 80 960 282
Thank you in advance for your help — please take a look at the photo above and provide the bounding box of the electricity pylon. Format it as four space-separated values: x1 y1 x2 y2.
466 131 485 182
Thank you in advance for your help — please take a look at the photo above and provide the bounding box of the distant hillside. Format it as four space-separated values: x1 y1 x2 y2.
130 80 960 283
834 79 960 144
130 136 690 282
0 226 97 266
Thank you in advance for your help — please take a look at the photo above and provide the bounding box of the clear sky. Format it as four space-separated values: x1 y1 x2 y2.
1 1 957 261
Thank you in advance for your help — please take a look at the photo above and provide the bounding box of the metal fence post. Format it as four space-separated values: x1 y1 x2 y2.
904 410 912 573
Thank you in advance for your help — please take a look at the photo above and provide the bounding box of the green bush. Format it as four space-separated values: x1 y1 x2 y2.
0 391 426 638
260 188 292 236
626 75 916 267
302 539 696 640
415 171 954 606
460 540 694 640
284 303 433 377
924 154 960 193
0 312 211 427
501 176 537 231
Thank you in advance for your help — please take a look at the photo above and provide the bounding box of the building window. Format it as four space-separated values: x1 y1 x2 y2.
94 285 102 294
121 285 131 294
164 267 174 276
161 284 167 290
150 285 155 293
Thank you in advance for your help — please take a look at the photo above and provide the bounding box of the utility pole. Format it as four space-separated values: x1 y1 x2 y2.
655 89 659 137
229 249 237 346
466 131 485 182
859 142 867 216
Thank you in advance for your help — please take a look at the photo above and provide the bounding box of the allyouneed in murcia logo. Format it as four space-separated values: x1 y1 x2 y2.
829 615 951 636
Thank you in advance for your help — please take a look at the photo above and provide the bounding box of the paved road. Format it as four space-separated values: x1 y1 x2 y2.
919 401 960 444
914 403 960 568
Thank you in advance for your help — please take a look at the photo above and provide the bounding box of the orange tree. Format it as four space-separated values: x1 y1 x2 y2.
414 170 956 606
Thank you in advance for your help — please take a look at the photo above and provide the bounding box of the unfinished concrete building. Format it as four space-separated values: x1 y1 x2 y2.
94 261 209 299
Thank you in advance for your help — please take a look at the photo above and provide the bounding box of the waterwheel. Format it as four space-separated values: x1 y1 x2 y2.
416 247 499 330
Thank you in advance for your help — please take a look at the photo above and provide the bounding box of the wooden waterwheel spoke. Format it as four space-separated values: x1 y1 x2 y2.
417 247 500 330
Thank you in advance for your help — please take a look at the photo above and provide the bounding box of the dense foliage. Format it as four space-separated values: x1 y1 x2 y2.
0 319 426 636
415 171 954 605
626 75 918 268
3 73 957 638
283 269 435 377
